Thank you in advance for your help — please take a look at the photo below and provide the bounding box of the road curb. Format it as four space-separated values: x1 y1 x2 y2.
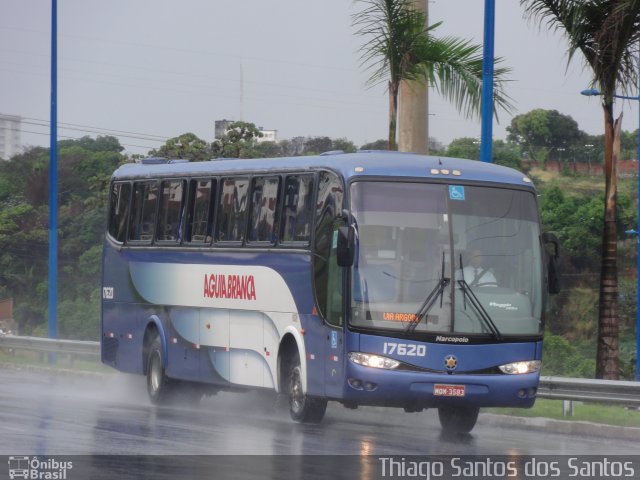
479 412 640 441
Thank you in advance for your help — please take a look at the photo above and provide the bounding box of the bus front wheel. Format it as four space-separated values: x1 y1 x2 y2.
146 337 173 405
288 357 327 423
437 406 479 434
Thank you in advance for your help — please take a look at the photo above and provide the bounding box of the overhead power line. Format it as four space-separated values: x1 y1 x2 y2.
18 116 169 142
4 127 159 151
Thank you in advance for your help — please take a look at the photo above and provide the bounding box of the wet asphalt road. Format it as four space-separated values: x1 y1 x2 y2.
0 366 637 459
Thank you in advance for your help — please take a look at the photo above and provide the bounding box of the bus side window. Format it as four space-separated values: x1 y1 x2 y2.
108 182 131 243
313 171 344 326
156 179 185 243
215 177 249 243
128 181 158 243
186 178 215 244
248 176 280 245
281 175 314 244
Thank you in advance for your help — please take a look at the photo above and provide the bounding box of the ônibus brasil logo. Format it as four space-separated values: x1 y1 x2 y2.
8 456 73 480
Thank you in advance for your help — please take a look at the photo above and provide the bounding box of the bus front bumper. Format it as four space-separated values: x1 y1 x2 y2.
340 362 539 409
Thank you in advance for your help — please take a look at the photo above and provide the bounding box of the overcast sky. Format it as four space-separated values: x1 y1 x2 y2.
1 0 638 156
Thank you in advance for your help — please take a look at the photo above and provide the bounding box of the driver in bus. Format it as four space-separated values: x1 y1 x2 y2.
461 249 498 287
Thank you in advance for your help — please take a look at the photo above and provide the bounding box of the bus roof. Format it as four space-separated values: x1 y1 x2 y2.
111 151 533 188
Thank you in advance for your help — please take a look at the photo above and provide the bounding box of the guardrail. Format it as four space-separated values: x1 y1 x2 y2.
0 334 99 367
1 335 638 412
537 375 640 415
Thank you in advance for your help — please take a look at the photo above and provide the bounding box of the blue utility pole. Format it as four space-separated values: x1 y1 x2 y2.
480 0 495 163
49 0 58 354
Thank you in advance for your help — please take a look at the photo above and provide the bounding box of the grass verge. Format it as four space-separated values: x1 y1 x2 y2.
488 398 640 428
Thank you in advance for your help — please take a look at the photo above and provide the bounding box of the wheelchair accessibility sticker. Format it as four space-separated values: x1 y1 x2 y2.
449 185 465 201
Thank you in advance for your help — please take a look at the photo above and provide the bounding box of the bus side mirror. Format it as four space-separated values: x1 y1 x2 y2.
337 225 355 267
542 232 560 295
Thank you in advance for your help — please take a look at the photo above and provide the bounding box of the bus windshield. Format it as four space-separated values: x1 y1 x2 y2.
349 181 543 337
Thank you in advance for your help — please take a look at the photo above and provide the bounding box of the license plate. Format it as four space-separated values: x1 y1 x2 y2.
434 384 466 397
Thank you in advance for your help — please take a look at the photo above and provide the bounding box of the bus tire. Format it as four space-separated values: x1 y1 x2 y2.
437 406 479 433
146 336 173 405
288 356 327 423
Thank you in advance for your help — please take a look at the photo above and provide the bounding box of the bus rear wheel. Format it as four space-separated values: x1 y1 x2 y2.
437 406 479 434
288 357 327 423
146 337 173 405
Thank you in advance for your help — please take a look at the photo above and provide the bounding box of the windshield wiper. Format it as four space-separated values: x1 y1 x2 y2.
405 252 450 335
457 254 502 340
457 279 502 340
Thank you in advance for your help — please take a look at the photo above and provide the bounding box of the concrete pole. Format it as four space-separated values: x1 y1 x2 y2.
398 0 429 154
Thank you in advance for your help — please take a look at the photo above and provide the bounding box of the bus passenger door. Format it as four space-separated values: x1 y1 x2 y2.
323 224 346 398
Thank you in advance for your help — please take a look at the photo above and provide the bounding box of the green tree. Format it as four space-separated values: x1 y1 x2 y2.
150 132 210 161
522 0 640 379
542 334 595 377
575 130 636 166
252 141 284 158
353 0 512 150
445 137 480 160
302 137 357 155
211 121 263 158
506 109 585 167
492 139 522 169
303 137 333 155
360 139 388 150
0 137 126 339
332 138 358 153
282 137 306 156
60 135 124 154
538 185 634 271
445 137 521 169
618 129 637 161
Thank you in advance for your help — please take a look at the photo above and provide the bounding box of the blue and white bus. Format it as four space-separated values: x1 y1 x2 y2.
101 151 559 433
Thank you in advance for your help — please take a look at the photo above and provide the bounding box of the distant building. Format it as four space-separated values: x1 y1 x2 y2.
256 127 278 144
428 137 444 153
214 119 234 140
0 113 22 160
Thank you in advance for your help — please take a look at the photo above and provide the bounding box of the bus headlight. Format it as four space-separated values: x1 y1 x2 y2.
498 360 541 374
348 352 400 370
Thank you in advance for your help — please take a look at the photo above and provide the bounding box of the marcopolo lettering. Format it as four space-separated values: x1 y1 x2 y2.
435 336 469 343
203 273 257 301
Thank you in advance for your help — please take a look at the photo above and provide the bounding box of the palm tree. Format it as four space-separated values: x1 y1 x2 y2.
352 0 512 150
521 0 640 379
